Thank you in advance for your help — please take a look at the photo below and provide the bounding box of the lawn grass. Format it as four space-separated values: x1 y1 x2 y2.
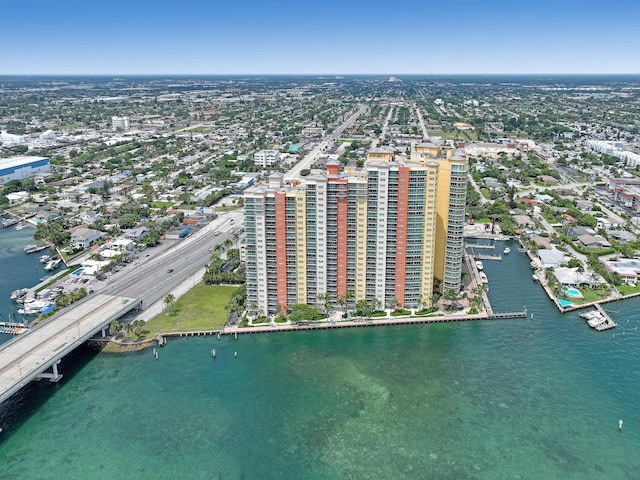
143 283 239 337
216 204 242 213
150 201 175 208
617 283 640 296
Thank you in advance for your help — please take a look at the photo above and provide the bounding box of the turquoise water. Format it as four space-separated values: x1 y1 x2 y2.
558 299 574 307
565 288 581 297
1 239 640 478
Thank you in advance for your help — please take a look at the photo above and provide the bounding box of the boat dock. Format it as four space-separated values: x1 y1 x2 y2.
474 254 502 261
0 322 29 335
594 304 617 331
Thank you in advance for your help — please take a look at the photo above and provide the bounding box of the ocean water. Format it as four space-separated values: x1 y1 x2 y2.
0 221 54 342
1 239 640 479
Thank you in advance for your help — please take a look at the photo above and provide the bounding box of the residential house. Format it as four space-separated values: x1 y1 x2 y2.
538 249 565 268
596 217 626 231
601 258 640 285
123 227 150 241
553 267 600 288
578 234 611 248
530 235 553 250
71 227 104 249
79 210 101 225
608 230 636 244
513 215 536 228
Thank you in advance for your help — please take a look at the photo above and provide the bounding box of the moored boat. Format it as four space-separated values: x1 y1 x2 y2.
24 244 48 254
475 261 484 271
530 261 538 269
44 259 61 271
479 272 488 284
39 254 51 263
503 247 511 254
2 217 20 228
588 314 606 328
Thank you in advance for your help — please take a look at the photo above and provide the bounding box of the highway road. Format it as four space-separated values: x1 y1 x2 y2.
0 209 243 404
0 103 368 405
285 105 367 181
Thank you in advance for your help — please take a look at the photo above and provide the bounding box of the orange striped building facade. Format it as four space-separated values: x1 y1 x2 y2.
244 151 467 316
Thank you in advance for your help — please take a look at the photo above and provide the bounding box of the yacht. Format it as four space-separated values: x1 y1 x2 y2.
44 259 61 271
25 244 47 254
588 314 606 328
475 261 484 271
530 261 538 269
2 218 20 228
503 247 511 254
39 254 51 263
479 272 489 284
10 288 29 301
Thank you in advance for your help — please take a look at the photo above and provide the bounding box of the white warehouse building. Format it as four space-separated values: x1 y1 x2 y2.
0 156 51 185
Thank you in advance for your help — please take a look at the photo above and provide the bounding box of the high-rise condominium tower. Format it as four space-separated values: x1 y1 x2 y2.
244 145 468 316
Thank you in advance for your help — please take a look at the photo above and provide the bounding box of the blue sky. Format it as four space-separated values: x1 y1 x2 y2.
2 0 638 75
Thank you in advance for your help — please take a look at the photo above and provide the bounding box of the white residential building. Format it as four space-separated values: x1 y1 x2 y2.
112 116 130 131
254 150 281 168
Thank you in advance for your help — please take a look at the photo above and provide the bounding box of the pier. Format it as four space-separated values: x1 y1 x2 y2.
594 304 617 331
161 310 528 338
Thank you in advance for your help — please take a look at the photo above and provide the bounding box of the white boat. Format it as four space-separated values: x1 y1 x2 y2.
10 288 29 300
44 259 61 271
15 223 25 230
39 254 51 263
503 247 511 254
530 261 538 269
475 261 484 271
588 314 606 328
479 272 488 284
17 305 40 316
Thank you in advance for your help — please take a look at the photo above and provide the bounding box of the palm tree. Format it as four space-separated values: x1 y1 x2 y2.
390 297 401 312
372 297 382 313
163 293 175 314
317 292 331 314
338 295 347 313
345 290 355 311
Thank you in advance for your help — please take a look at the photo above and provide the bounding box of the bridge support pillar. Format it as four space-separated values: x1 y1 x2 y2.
36 360 63 383
101 328 107 338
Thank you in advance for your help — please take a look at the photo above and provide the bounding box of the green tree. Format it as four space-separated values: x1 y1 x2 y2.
163 293 175 314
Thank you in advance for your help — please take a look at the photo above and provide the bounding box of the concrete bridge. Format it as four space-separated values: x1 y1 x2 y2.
0 294 139 404
0 209 243 406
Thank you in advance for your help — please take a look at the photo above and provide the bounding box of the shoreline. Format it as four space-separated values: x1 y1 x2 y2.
98 309 528 352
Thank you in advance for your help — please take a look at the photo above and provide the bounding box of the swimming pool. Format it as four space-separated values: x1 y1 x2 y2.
565 288 581 296
558 299 574 307
72 268 85 275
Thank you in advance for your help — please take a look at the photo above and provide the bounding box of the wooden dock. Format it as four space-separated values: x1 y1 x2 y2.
0 322 29 335
474 254 502 261
465 244 495 249
594 304 617 331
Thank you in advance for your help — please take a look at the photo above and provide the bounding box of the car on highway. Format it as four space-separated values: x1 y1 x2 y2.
167 269 174 273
